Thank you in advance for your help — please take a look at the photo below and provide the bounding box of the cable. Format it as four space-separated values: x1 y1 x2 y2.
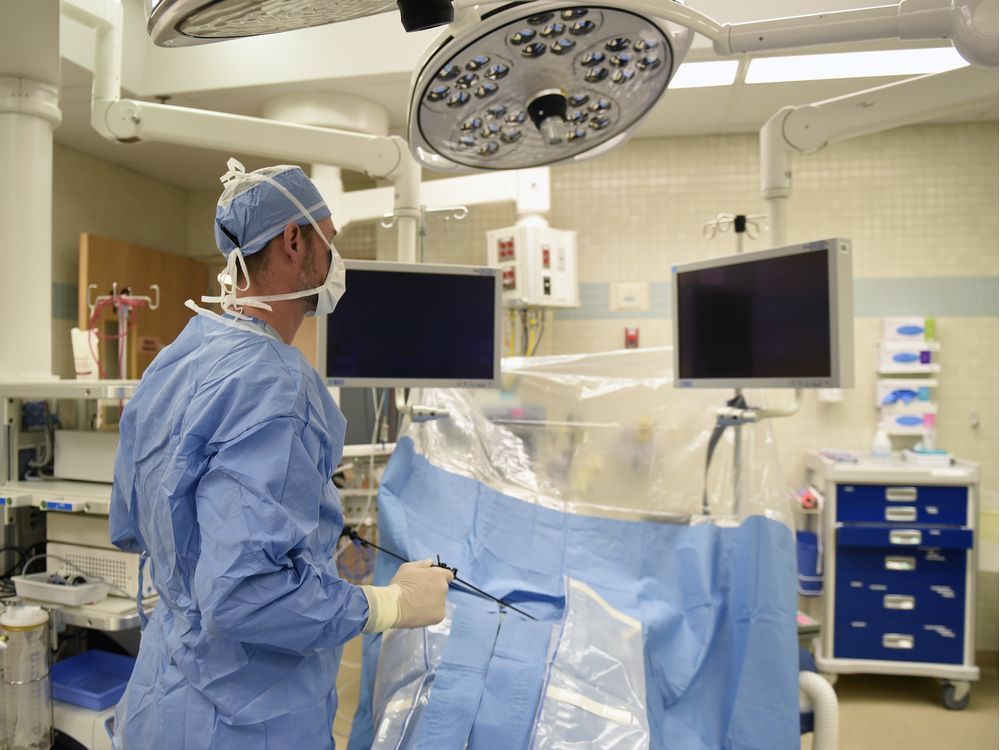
528 309 545 356
3 541 44 579
0 546 28 579
357 389 386 530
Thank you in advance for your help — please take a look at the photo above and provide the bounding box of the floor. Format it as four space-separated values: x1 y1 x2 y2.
802 651 999 749
333 636 363 748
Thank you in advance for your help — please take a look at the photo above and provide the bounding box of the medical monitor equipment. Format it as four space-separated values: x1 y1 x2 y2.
672 238 854 389
318 260 501 388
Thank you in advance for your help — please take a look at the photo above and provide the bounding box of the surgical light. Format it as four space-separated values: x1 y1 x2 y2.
146 0 454 46
407 3 692 171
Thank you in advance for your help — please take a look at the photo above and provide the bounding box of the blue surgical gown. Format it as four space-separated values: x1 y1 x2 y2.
109 314 370 749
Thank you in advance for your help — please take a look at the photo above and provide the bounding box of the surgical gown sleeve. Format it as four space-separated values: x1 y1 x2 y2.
192 414 369 654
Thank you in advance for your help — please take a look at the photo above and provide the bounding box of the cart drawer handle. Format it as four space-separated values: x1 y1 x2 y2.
883 633 915 649
884 594 916 610
886 487 918 502
889 530 922 546
885 556 916 571
886 506 917 522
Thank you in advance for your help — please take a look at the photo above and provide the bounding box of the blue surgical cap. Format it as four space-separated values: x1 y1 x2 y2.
214 163 332 258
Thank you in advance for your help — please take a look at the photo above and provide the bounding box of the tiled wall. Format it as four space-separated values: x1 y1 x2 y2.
543 123 998 505
373 202 517 265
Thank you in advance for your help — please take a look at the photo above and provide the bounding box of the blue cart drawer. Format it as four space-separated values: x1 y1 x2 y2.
837 484 968 525
833 577 966 624
835 545 968 598
833 619 964 664
837 525 973 550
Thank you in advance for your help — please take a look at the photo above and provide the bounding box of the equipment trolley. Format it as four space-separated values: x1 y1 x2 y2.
806 451 979 709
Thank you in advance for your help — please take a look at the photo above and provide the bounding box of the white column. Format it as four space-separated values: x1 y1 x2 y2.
0 3 61 378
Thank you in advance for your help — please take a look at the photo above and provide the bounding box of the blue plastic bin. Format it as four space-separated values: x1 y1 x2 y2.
796 530 823 597
51 650 136 710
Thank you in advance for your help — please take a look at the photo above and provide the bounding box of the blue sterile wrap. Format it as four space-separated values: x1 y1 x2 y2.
349 439 798 750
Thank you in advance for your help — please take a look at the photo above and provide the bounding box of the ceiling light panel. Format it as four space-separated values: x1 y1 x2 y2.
745 47 968 84
409 4 679 171
669 60 739 88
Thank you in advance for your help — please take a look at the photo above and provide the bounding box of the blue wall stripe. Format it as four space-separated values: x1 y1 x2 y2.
52 282 77 321
854 277 998 317
555 277 998 321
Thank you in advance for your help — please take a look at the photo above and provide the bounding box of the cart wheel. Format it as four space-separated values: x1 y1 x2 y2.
820 672 838 687
942 682 970 710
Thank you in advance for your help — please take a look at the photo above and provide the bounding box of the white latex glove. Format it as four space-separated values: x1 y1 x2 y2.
361 559 454 633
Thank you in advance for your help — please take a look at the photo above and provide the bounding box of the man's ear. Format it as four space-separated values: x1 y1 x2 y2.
281 222 305 264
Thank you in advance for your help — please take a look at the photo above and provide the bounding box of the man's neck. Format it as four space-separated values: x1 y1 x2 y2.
241 296 304 344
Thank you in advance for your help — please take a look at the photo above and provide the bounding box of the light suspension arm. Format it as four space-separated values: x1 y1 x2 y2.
454 0 997 67
62 0 422 260
761 64 998 244
721 0 997 68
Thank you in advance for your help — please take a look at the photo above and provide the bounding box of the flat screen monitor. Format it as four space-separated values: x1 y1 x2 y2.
671 238 854 388
318 260 501 388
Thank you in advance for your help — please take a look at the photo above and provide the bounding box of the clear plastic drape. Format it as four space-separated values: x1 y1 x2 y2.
405 347 792 527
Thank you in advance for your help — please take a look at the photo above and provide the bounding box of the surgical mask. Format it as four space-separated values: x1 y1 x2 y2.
201 159 347 320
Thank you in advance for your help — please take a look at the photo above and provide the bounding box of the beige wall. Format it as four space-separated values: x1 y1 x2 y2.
186 188 220 261
52 144 190 377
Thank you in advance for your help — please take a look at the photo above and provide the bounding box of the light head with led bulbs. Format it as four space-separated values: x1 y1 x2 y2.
407 3 693 171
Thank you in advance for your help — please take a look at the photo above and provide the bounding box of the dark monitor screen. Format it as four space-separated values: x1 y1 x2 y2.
323 263 500 387
676 248 832 381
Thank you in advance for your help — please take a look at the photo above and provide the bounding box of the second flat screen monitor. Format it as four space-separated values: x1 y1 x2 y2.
672 238 853 388
323 261 501 388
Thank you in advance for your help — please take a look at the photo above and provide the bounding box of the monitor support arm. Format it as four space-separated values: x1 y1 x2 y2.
715 389 804 423
395 390 450 423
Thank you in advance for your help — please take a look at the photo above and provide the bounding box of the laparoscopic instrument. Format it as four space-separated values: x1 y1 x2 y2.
340 527 537 621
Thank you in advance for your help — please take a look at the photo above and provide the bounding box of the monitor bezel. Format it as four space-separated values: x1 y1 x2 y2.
317 259 502 389
671 238 854 389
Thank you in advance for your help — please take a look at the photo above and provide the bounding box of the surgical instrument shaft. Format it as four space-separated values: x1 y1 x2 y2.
341 528 537 621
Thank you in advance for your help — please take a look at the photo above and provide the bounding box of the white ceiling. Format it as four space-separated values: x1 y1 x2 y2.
51 0 998 191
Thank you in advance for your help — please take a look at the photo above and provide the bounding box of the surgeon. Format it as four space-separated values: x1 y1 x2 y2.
109 159 453 749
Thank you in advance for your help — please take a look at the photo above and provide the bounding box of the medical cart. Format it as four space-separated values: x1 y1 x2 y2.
806 450 980 709
1 380 153 750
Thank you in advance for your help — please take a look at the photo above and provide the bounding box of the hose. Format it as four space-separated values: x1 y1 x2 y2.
800 670 839 750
